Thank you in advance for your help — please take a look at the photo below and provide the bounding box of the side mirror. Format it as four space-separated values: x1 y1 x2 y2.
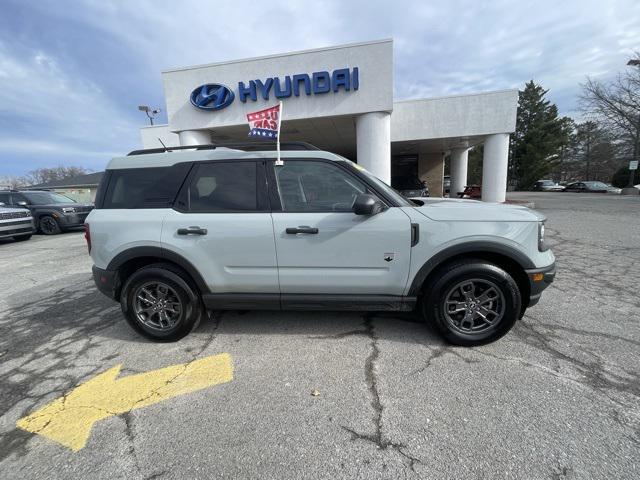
17 201 28 206
353 194 385 215
0 202 5 207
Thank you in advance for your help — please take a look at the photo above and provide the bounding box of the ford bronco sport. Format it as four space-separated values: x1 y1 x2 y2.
86 143 555 345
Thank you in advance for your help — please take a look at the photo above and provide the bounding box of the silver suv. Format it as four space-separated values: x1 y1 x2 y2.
0 204 34 242
86 143 555 345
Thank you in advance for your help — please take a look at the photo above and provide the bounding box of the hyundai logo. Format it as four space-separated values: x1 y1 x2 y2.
190 83 235 110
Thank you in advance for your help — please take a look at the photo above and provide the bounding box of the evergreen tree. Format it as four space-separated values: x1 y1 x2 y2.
510 81 568 189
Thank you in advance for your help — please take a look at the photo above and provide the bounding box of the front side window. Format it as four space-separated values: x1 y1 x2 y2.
274 160 369 212
186 162 258 212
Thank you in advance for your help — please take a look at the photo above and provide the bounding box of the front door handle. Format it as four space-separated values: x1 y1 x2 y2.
286 226 319 234
177 226 208 236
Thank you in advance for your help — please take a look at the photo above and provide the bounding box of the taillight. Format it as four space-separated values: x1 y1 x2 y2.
84 223 91 253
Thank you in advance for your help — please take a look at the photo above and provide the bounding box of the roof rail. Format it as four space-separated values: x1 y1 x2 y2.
127 141 320 156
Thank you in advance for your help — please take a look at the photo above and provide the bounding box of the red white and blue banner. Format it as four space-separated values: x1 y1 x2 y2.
246 104 280 139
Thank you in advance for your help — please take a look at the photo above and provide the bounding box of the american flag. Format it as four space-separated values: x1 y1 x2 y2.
246 104 280 139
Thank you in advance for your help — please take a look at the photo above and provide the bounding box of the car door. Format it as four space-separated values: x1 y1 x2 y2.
269 159 412 296
161 159 279 295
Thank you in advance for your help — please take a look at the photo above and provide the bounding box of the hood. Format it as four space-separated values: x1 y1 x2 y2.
410 197 544 222
0 206 31 214
34 203 94 209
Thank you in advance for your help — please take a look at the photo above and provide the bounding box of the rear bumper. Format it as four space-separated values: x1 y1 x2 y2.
525 262 556 307
92 265 119 301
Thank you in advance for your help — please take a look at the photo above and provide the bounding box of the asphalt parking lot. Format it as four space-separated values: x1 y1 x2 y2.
0 193 638 479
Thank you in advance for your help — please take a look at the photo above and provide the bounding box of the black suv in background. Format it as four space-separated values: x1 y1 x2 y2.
391 175 430 198
0 190 94 235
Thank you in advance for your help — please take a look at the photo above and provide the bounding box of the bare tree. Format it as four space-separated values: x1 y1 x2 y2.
26 166 90 185
580 52 640 185
0 175 29 190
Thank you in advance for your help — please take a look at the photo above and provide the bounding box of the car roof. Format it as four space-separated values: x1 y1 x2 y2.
107 148 347 170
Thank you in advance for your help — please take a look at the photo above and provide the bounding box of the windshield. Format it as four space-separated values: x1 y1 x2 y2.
540 180 555 185
23 192 76 205
338 159 411 206
585 181 608 188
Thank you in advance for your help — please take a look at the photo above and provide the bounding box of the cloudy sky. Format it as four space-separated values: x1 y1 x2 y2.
1 0 638 176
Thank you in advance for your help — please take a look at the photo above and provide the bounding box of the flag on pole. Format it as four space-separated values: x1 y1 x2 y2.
246 104 280 139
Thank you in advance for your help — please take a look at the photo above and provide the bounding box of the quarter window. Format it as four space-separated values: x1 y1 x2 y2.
274 161 369 212
186 162 258 212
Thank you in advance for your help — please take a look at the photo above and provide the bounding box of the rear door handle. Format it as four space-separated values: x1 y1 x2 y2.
286 226 319 234
177 226 208 236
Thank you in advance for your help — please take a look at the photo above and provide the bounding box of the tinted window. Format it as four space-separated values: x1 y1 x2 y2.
0 193 10 204
185 162 258 212
23 192 75 204
102 164 191 209
275 161 368 212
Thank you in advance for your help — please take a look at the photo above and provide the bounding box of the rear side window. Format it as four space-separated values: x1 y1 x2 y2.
179 162 258 213
102 164 191 209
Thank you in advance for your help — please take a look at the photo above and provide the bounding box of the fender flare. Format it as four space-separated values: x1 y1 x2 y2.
407 241 535 296
106 246 210 294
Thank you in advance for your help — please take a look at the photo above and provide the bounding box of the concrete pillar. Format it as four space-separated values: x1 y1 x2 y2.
178 130 211 146
450 148 469 197
418 151 444 197
356 112 391 184
481 133 510 202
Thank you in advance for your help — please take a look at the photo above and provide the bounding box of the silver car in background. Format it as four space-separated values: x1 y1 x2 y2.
0 204 34 242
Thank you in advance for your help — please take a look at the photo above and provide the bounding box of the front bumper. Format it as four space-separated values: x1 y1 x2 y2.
92 265 120 301
0 219 34 238
525 262 556 307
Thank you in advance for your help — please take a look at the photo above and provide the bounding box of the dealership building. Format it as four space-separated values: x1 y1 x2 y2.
141 39 518 202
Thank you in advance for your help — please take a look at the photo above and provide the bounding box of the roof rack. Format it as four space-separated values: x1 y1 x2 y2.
127 141 320 156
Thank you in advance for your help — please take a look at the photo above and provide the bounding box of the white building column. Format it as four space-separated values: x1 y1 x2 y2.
450 148 469 197
481 133 510 202
356 112 391 184
178 130 211 146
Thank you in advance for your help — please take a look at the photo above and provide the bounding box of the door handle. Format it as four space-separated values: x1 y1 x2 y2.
286 226 319 234
177 226 208 236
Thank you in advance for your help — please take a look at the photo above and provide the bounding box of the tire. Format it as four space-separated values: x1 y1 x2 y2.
13 234 32 241
39 216 61 235
420 259 521 346
120 264 204 342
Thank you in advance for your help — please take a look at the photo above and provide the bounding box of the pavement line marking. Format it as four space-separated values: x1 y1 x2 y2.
16 353 233 452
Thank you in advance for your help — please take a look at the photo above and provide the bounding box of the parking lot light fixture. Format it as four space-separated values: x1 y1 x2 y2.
138 105 161 126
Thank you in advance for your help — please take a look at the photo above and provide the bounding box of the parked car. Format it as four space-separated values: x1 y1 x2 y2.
533 180 565 192
391 175 429 198
443 175 451 196
0 203 34 242
0 190 94 234
87 142 555 346
563 181 610 193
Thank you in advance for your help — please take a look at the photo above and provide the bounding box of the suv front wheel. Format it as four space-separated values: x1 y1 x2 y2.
120 264 204 342
421 259 521 346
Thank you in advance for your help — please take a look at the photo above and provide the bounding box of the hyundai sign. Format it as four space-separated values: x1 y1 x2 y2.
190 67 359 111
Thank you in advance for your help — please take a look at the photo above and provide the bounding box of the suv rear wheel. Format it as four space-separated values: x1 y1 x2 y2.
421 259 521 346
120 264 204 342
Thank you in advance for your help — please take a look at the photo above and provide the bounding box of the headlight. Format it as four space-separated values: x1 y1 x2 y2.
538 221 548 252
62 207 76 213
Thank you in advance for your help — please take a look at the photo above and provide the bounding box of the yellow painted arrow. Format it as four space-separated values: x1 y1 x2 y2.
17 353 233 452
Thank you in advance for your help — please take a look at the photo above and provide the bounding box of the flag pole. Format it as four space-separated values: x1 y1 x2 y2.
275 101 283 166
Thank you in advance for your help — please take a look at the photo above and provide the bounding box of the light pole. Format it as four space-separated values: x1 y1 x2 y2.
138 105 161 126
625 59 639 191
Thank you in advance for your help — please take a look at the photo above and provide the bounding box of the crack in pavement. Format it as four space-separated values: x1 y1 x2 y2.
341 315 423 473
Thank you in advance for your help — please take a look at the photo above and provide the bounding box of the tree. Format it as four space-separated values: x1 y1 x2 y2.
510 81 569 190
580 53 640 186
26 166 90 185
0 175 29 189
573 121 619 181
